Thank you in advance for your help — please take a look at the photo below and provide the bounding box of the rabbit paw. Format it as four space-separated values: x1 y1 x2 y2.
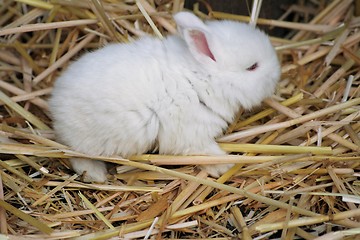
190 143 233 177
200 164 234 178
69 158 108 182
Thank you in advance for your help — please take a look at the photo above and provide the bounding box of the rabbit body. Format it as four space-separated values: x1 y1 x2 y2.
49 12 280 182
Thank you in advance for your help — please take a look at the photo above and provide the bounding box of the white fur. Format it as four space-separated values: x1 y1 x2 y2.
49 12 280 182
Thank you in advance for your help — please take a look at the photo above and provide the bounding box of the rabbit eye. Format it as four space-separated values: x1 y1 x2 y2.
246 62 258 71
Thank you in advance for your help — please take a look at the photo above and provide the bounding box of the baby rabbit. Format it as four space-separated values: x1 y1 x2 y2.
49 12 280 182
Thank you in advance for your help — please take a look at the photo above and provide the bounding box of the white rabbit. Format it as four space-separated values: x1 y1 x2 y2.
49 12 280 182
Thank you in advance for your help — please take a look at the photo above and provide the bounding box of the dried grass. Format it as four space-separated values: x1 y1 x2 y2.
0 0 360 239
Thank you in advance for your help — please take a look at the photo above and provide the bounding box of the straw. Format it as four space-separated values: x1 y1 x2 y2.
1 1 359 239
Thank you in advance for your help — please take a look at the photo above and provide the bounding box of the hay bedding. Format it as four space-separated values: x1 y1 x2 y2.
0 0 359 239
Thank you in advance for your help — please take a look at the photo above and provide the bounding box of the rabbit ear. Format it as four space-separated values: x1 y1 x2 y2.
173 12 216 62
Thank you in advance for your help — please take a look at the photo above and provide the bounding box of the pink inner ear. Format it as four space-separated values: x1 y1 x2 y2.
189 30 216 62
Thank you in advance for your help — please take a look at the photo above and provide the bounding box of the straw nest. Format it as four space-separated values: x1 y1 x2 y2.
0 0 359 239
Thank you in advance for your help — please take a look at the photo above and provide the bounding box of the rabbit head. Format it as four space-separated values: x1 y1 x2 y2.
174 12 280 109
